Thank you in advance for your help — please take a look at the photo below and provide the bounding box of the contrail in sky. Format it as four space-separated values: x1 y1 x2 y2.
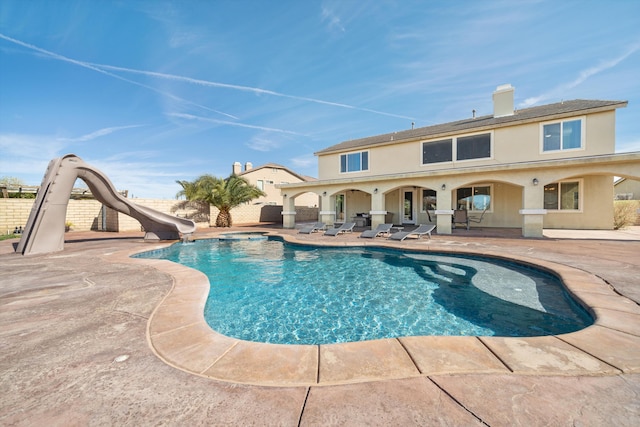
93 63 416 120
0 33 239 120
168 113 304 135
520 42 640 108
1 32 415 122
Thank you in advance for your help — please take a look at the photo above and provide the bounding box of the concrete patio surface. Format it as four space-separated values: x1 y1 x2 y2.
1 226 639 425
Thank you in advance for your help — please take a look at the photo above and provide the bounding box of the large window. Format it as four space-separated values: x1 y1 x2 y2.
544 181 580 210
422 139 452 164
340 151 369 173
542 119 583 151
457 133 491 161
456 185 491 211
421 133 491 165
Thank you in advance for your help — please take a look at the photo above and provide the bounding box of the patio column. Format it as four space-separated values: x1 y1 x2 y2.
436 186 453 234
520 184 546 238
369 191 386 228
319 192 336 226
281 195 296 229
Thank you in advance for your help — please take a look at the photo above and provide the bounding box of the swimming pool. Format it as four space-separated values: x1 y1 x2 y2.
136 237 592 345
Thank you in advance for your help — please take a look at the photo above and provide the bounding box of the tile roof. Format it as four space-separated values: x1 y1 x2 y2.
315 99 627 155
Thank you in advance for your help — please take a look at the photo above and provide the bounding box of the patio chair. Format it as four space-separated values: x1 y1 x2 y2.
468 208 488 224
452 209 469 230
298 222 326 234
324 222 356 236
389 224 436 241
359 223 393 238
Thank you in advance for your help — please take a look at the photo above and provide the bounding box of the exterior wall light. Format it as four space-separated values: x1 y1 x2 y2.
441 184 446 190
533 178 539 186
322 191 327 196
373 188 378 194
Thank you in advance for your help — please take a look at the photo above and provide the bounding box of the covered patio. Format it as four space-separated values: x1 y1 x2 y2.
280 153 640 237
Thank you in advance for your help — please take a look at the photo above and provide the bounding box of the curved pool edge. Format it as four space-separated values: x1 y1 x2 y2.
113 230 640 387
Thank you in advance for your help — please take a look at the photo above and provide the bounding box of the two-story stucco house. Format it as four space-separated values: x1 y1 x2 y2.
279 85 640 237
234 161 318 207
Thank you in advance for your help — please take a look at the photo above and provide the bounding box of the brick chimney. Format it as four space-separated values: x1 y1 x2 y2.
493 84 515 118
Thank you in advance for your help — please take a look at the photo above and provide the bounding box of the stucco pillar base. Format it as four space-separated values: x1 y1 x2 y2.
319 211 336 227
281 211 296 229
435 209 453 234
369 211 387 229
520 209 547 238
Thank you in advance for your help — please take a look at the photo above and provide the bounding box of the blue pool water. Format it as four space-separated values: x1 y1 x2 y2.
135 238 593 345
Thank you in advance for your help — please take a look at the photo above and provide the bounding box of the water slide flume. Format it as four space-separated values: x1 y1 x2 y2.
17 154 196 255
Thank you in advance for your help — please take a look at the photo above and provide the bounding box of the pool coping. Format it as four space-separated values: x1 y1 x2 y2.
109 230 640 387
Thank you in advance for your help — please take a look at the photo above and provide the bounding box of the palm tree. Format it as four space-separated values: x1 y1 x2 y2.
176 174 265 227
210 175 266 227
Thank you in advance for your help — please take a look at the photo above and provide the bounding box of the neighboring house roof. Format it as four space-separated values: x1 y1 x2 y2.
315 99 627 155
238 163 315 182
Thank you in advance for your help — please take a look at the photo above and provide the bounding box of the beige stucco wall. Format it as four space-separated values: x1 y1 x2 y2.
317 111 617 181
241 167 318 207
543 175 614 229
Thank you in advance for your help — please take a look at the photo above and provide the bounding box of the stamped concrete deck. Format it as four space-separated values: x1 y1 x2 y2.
1 226 639 425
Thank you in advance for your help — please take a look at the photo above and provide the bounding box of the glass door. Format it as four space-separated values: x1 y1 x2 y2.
403 189 415 224
335 194 345 222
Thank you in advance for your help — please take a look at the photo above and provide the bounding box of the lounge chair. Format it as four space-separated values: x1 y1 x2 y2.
389 224 436 241
298 222 326 234
359 223 393 238
452 209 469 230
324 222 356 236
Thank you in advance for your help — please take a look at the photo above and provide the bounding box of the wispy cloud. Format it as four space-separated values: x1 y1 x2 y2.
57 125 143 142
290 154 317 170
246 136 281 152
321 6 345 33
167 113 304 135
520 42 640 108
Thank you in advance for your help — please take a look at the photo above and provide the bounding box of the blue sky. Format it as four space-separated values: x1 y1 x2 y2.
1 0 639 198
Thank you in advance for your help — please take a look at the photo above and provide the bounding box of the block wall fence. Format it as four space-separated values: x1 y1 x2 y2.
0 198 319 235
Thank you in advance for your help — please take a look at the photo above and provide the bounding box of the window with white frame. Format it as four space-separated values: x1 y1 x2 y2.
544 181 580 210
340 151 369 173
256 180 264 191
456 185 491 211
542 118 583 152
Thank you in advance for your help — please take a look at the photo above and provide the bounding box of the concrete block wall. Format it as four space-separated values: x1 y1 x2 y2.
1 198 319 234
65 200 104 231
0 199 34 234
